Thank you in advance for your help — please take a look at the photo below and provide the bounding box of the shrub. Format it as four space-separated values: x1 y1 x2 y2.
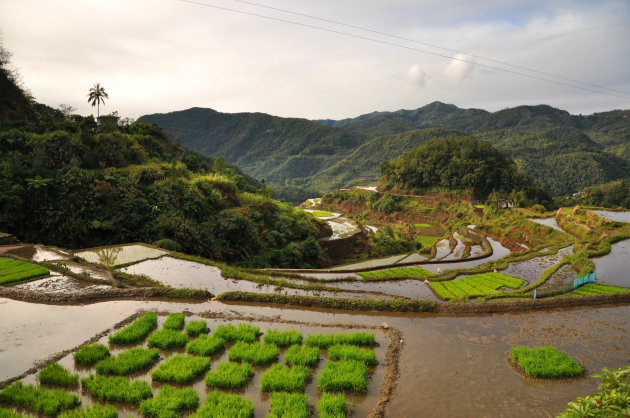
37 363 78 386
305 332 374 348
205 362 254 389
214 324 260 342
151 354 211 384
318 393 349 418
162 313 185 330
185 320 208 337
511 346 583 378
318 360 369 393
328 344 378 366
95 347 159 375
109 312 157 344
81 374 152 404
58 404 118 418
263 329 302 347
186 334 225 356
147 329 187 349
153 238 182 252
260 364 310 392
192 390 254 418
228 341 279 365
0 382 79 415
284 345 319 368
267 392 309 418
140 385 199 418
73 343 110 366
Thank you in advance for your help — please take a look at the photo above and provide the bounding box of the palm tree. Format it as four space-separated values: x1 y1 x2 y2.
87 83 108 118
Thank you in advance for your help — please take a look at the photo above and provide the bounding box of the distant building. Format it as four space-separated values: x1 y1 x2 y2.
496 199 514 209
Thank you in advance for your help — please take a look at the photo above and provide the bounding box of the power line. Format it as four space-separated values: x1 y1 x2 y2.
175 0 630 100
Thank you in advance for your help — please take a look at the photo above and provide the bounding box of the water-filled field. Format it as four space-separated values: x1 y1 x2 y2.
75 244 168 267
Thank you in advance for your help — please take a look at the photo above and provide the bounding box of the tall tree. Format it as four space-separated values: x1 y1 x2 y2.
87 83 108 118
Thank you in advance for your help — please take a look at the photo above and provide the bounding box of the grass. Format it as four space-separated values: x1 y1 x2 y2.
58 404 118 418
192 390 254 418
228 341 279 365
37 363 78 386
305 332 375 349
511 346 583 378
284 344 320 367
414 223 431 227
73 343 110 366
186 334 225 356
108 312 157 344
185 320 208 337
260 364 310 393
430 272 525 301
0 381 79 415
95 347 159 375
162 313 185 330
147 329 187 349
475 204 485 209
569 282 630 296
214 324 260 342
0 257 49 285
328 344 378 366
140 385 199 418
205 362 254 389
417 236 441 248
318 360 369 393
263 329 303 347
311 211 334 217
151 354 211 384
0 408 26 418
358 266 433 280
81 373 152 404
267 392 309 418
318 393 349 418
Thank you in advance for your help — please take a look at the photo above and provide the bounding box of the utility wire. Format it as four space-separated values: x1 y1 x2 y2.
228 0 630 97
176 0 630 100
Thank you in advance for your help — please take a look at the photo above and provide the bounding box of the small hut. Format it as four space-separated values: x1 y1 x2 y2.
496 199 514 210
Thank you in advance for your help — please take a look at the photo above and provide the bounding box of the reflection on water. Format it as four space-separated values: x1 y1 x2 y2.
13 273 112 293
75 244 168 267
502 246 573 282
530 217 564 232
594 210 630 223
592 239 630 287
2 244 69 262
419 238 511 274
334 280 439 301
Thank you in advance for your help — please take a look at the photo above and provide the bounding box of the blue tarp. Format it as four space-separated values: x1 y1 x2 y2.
572 271 597 290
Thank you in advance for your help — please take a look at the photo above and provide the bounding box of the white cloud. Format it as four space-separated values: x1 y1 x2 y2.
443 53 475 87
405 63 426 86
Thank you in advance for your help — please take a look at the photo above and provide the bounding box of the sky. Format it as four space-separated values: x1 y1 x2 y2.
1 0 629 120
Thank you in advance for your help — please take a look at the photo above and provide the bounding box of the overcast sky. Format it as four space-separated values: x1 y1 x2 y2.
1 0 629 120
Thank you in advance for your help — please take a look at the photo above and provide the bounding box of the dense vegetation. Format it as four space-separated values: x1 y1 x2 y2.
581 178 630 208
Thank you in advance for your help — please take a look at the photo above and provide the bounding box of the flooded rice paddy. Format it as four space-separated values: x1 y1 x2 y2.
592 238 630 287
529 217 565 232
594 210 630 223
1 244 69 262
501 246 574 285
13 273 111 293
75 244 168 267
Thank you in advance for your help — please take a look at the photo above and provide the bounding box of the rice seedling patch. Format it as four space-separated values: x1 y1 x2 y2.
358 266 433 280
37 362 78 386
267 392 309 418
414 223 431 227
185 320 208 337
0 381 79 415
73 343 110 366
162 313 185 330
108 312 157 345
214 324 260 342
58 404 118 418
186 334 225 356
0 407 25 418
147 329 187 349
228 341 279 365
95 347 159 375
318 392 349 418
81 374 152 404
192 390 254 418
311 211 334 217
328 344 378 366
263 329 302 347
260 364 310 392
205 362 254 389
318 360 369 393
0 257 49 285
139 385 199 418
570 283 630 295
305 332 375 348
510 346 583 378
151 354 211 384
430 272 525 301
284 344 320 368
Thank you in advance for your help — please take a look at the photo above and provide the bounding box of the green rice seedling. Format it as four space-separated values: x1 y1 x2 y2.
95 347 159 375
81 374 152 404
109 312 157 345
311 211 334 217
205 362 253 389
0 407 26 418
58 404 118 418
511 346 583 378
139 385 199 418
267 392 309 418
214 324 260 342
37 362 78 386
317 393 349 418
186 334 225 356
227 341 279 365
571 283 630 295
358 266 432 280
185 320 208 337
147 329 187 349
318 360 369 393
192 390 254 418
151 354 211 384
263 329 302 347
260 364 310 392
0 257 49 285
305 332 374 348
0 381 79 416
328 344 378 366
284 345 319 368
73 343 110 366
162 313 185 330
